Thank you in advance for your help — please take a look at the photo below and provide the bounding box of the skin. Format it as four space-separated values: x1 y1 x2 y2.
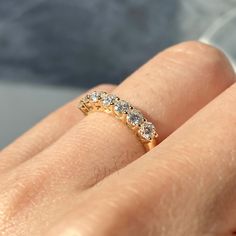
0 41 235 236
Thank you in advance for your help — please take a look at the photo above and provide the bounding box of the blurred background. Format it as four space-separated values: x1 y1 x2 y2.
0 0 236 148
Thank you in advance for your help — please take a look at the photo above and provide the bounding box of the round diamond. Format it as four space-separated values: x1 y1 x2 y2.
90 91 102 102
78 100 84 109
127 110 144 126
114 100 130 114
102 94 117 106
83 95 90 103
78 95 90 109
139 122 156 141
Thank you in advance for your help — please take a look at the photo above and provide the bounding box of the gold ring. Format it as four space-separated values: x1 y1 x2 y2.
78 91 158 152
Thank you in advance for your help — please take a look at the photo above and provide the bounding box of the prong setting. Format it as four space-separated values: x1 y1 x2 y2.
78 91 158 151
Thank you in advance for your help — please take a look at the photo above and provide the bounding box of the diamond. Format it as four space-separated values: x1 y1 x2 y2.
127 110 144 126
102 94 118 107
78 100 84 109
139 122 156 141
114 100 130 114
83 94 90 103
90 91 104 102
78 94 90 109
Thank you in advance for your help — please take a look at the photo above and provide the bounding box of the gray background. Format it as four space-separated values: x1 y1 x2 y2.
0 0 236 148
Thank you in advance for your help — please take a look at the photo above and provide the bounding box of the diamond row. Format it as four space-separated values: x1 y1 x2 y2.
78 91 158 142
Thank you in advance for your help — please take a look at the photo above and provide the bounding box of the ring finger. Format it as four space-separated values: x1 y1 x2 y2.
7 41 235 190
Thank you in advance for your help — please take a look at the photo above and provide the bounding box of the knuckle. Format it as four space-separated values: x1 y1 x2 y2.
169 41 232 70
166 41 223 59
0 168 48 225
157 41 235 85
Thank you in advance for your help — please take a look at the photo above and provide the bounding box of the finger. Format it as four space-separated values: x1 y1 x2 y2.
46 82 236 236
0 84 115 172
1 42 235 236
11 41 235 190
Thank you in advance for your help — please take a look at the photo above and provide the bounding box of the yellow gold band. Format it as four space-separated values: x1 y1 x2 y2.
78 91 158 152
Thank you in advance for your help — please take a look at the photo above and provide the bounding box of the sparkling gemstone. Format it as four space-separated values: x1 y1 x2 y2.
139 122 156 140
102 94 118 106
114 100 130 114
78 95 89 109
83 95 90 103
127 110 144 126
90 91 102 102
78 100 84 109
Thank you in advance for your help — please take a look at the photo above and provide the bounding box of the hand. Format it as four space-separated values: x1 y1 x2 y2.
0 41 235 236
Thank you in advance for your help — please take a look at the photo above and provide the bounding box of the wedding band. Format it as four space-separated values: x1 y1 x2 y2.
78 91 158 152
